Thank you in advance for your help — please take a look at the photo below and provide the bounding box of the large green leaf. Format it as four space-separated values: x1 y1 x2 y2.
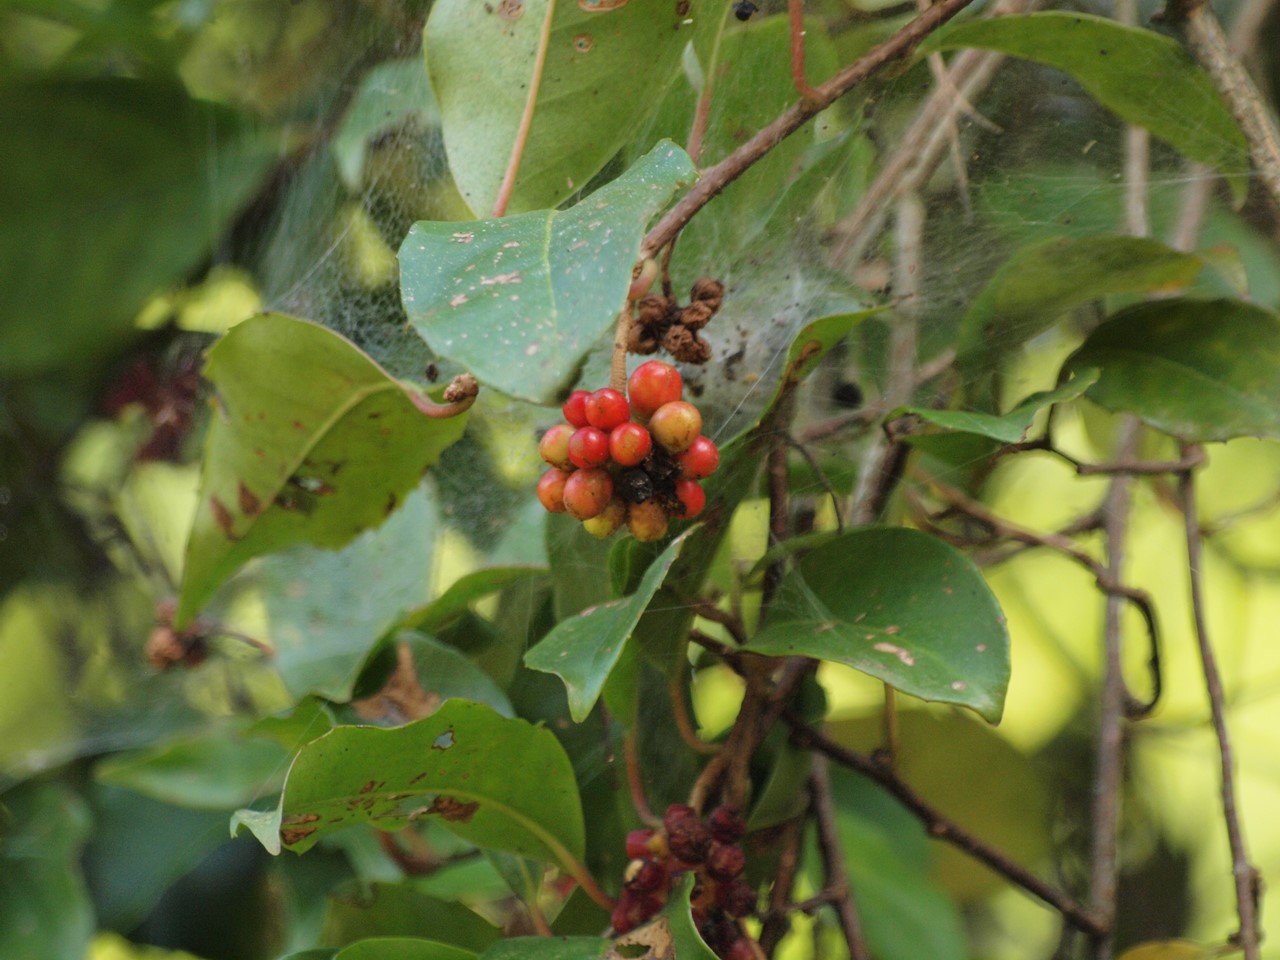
399 142 696 404
1063 298 1280 441
0 783 94 960
480 938 610 960
177 313 469 625
745 528 1010 722
955 235 1208 386
233 701 586 870
322 882 498 950
332 59 439 191
426 0 691 215
0 78 271 375
525 529 693 722
921 13 1248 182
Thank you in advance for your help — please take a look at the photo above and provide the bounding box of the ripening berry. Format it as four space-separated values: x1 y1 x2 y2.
628 361 683 418
649 401 702 454
626 829 657 860
582 497 626 538
624 857 667 893
706 841 746 881
538 424 575 470
611 889 664 934
563 468 614 521
724 938 757 960
627 500 669 542
678 435 720 479
536 468 571 513
585 387 631 431
707 805 746 844
562 390 591 428
675 478 706 518
666 812 711 864
609 422 653 467
567 426 610 469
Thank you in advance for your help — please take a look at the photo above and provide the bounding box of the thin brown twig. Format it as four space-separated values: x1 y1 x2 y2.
1179 450 1264 959
810 753 872 960
786 716 1108 938
692 598 751 647
639 0 981 258
758 818 805 956
490 0 557 217
1166 0 1280 213
788 0 824 101
624 729 662 827
528 896 554 937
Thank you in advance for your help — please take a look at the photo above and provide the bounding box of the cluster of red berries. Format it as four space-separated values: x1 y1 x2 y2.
612 803 757 960
536 361 720 542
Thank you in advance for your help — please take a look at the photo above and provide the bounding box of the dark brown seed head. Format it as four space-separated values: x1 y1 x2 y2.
706 841 746 881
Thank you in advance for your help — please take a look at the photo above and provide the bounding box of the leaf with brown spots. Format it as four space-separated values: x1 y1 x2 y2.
176 313 469 626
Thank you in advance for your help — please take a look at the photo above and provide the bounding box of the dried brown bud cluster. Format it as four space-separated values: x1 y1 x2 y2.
628 278 725 364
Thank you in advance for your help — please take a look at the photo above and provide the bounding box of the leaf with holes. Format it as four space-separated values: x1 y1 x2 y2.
1063 298 1280 441
922 13 1248 186
177 313 469 625
525 529 693 722
232 700 585 873
426 0 691 216
399 142 696 404
744 528 1010 723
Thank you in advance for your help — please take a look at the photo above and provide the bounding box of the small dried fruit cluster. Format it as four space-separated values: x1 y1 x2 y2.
613 804 756 960
536 361 720 542
628 278 725 364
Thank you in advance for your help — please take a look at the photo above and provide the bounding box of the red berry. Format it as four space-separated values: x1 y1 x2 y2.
628 361 683 418
611 889 663 934
538 424 575 470
707 805 746 844
585 388 631 430
666 814 711 864
582 497 626 538
649 401 702 454
706 841 746 880
675 478 706 518
563 468 614 520
663 804 697 829
567 426 610 469
536 468 570 513
678 435 720 479
609 422 653 467
724 938 757 960
627 501 669 542
562 390 590 427
626 829 657 860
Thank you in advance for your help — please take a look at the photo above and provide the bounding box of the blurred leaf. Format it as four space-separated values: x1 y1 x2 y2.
93 727 287 809
0 78 272 375
758 309 884 428
956 235 1208 396
333 59 439 191
746 739 811 832
233 700 586 871
482 939 610 960
664 874 718 960
922 13 1248 185
525 529 693 722
402 566 548 635
1064 297 1280 441
334 938 479 960
178 313 468 625
0 782 94 960
399 142 697 405
401 632 516 718
426 0 691 215
322 882 498 949
1116 942 1215 960
548 514 617 621
746 528 1010 722
828 710 1051 901
898 369 1099 443
233 481 440 703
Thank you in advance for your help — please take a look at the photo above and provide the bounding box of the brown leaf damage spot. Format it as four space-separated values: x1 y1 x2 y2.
210 496 236 538
238 482 261 516
873 641 915 667
573 33 594 52
280 812 321 846
426 795 479 822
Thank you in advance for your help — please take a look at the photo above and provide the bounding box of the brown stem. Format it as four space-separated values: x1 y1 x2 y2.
491 0 557 217
411 372 480 419
639 0 981 258
810 754 872 960
1167 0 1280 213
692 598 752 647
1179 451 1264 959
786 717 1107 938
611 306 631 393
624 729 661 827
758 818 805 956
669 670 721 756
788 0 823 101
